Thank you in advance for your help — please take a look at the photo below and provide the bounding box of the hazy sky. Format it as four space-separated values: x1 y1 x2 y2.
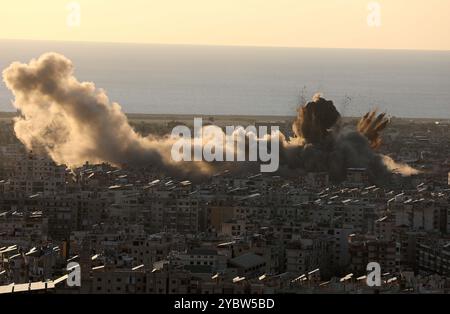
1 0 449 50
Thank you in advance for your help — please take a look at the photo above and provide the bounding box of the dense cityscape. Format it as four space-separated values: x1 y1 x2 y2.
1 115 449 294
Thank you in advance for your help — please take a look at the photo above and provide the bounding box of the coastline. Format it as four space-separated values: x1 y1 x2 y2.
0 111 448 125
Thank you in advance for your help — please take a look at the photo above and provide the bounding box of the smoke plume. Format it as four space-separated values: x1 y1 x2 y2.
2 53 216 177
292 93 341 144
287 93 418 183
2 53 417 185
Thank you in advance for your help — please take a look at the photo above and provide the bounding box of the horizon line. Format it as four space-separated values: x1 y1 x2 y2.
1 37 450 53
0 110 448 121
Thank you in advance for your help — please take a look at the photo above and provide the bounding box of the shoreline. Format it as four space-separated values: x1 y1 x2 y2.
0 111 448 124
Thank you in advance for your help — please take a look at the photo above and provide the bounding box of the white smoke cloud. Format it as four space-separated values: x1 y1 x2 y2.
2 53 280 176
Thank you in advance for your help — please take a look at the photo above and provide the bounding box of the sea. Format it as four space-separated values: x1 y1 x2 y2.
1 39 450 119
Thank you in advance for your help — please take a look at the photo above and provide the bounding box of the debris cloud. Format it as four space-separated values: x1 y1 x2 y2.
292 93 341 144
357 110 390 149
